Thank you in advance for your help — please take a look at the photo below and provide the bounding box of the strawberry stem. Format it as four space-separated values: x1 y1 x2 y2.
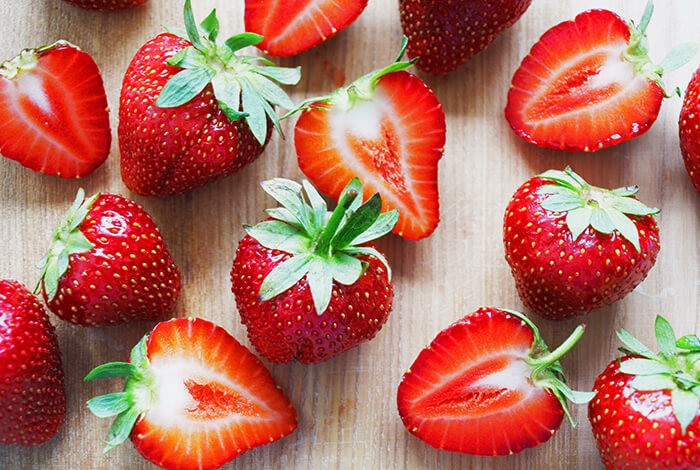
529 324 586 370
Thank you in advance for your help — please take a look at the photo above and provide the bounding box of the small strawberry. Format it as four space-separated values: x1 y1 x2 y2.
0 280 66 446
679 67 700 194
590 316 700 469
397 307 593 456
85 317 297 470
245 0 367 57
37 189 181 326
398 0 532 75
231 178 397 364
505 3 696 152
292 40 445 240
0 41 110 178
61 0 147 10
503 167 660 320
119 0 300 196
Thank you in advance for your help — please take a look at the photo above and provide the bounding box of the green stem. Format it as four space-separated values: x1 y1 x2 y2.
314 190 358 257
529 324 586 369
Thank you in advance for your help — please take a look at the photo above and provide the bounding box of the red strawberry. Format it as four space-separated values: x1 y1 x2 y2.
231 178 396 364
679 67 700 194
590 316 700 469
0 280 66 446
61 0 147 10
0 41 110 178
85 317 297 469
397 307 592 455
293 42 445 240
245 0 367 57
119 0 300 196
398 0 531 75
503 167 660 320
505 4 696 152
37 189 181 326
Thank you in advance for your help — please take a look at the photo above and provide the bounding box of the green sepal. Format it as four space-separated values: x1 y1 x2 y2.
224 32 263 53
618 358 672 376
655 315 677 357
156 66 216 108
199 9 219 42
244 221 309 254
85 362 139 381
678 335 700 351
672 389 700 434
103 407 140 453
86 392 132 418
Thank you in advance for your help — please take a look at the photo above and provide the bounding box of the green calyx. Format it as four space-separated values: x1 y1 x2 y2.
500 308 594 427
537 166 659 252
617 315 700 434
84 333 153 452
36 188 98 301
157 0 301 145
623 1 696 97
247 178 398 315
0 40 72 79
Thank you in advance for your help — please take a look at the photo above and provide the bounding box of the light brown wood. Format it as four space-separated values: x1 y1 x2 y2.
0 0 698 468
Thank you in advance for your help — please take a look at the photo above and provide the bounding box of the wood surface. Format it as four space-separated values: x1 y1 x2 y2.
0 0 698 468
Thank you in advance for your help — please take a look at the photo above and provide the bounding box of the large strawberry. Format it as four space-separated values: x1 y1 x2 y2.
504 167 660 320
505 4 696 152
37 189 181 326
119 0 300 196
398 0 532 75
0 41 109 178
245 0 367 57
0 280 66 446
590 316 700 469
231 178 397 364
679 66 700 194
85 317 297 470
397 307 593 455
61 0 147 10
292 40 445 240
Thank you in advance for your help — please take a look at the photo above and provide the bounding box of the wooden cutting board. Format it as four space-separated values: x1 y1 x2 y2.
1 1 698 468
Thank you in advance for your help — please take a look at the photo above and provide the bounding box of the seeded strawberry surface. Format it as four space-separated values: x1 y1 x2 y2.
680 67 700 195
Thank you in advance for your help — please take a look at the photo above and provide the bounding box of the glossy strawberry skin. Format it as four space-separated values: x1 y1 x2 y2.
590 356 700 469
0 280 66 446
680 67 700 194
119 33 269 197
61 0 147 10
43 194 181 326
231 235 393 364
503 177 660 320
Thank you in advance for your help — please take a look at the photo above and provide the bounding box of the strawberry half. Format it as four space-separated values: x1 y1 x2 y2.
245 0 368 57
85 317 297 470
397 307 593 456
505 4 696 152
293 40 445 240
0 41 110 178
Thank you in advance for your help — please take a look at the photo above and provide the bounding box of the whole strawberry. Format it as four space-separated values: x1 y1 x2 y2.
0 280 66 446
37 189 181 326
398 0 532 74
680 67 700 194
61 0 147 10
504 167 660 320
231 178 396 364
119 0 300 196
590 316 700 469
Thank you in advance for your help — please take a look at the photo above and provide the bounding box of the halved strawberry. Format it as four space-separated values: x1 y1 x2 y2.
397 307 593 456
293 42 445 240
505 4 695 152
245 0 367 57
85 317 297 469
0 41 110 177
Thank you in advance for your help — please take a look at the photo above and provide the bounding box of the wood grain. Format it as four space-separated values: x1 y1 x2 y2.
0 0 698 468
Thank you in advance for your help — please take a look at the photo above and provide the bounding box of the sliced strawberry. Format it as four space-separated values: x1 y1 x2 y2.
86 318 297 469
0 41 110 177
397 307 592 455
245 0 367 57
295 66 444 240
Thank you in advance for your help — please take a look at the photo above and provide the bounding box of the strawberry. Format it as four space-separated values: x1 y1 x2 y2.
503 167 660 320
505 4 696 152
231 178 396 364
679 67 700 194
37 189 181 326
85 317 297 469
292 40 445 240
398 0 531 75
119 0 300 196
397 307 593 455
590 316 700 469
61 0 147 10
0 41 110 178
0 280 66 446
245 0 367 57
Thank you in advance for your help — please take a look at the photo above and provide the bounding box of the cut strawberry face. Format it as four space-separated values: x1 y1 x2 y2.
0 42 110 178
245 0 368 57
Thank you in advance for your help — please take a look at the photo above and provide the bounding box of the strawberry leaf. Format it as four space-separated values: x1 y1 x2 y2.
631 374 676 391
616 328 657 359
244 221 308 254
565 207 593 241
618 358 672 376
605 208 641 251
351 210 399 245
590 207 614 234
332 193 382 250
85 362 138 381
199 8 219 42
224 32 264 53
655 315 677 357
658 43 698 73
328 253 365 285
104 407 140 453
183 0 204 52
157 67 215 108
678 334 700 351
306 257 334 315
672 389 700 434
259 254 313 301
86 392 131 418
303 180 327 227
